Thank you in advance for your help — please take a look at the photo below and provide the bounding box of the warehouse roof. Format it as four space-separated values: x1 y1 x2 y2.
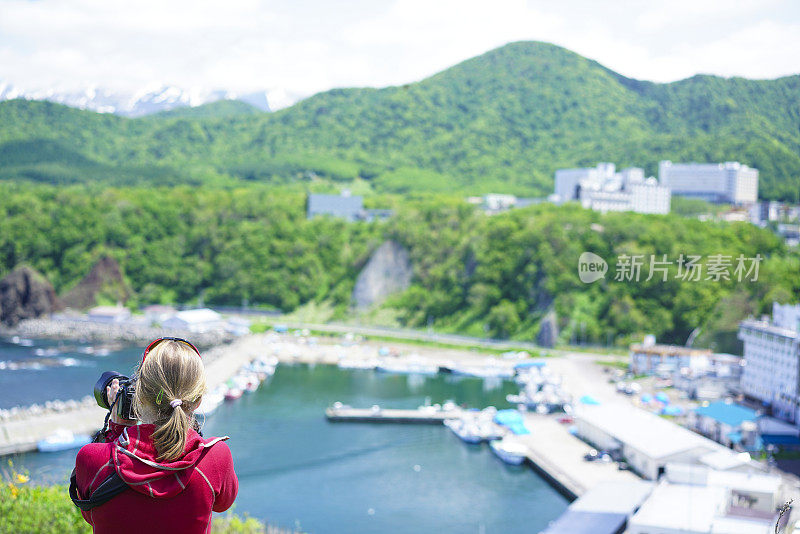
577 405 724 459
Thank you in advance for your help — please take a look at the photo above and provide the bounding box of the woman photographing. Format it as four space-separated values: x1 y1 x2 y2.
73 337 238 533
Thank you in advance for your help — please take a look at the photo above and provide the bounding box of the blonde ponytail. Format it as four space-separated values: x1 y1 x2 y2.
152 400 193 461
133 340 206 461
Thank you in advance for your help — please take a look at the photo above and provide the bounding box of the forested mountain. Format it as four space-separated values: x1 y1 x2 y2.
1 41 799 199
0 184 797 350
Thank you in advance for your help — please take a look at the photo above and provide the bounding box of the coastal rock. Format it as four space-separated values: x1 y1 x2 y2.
61 256 132 310
352 241 413 309
536 311 559 348
0 266 63 326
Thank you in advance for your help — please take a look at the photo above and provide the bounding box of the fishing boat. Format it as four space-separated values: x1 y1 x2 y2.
376 358 439 376
489 438 528 465
224 388 243 401
444 418 482 444
338 358 379 370
477 421 505 441
450 364 514 379
37 429 92 452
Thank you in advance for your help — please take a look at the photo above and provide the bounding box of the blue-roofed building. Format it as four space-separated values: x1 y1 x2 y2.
690 401 761 451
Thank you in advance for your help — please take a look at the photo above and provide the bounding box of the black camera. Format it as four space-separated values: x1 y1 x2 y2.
94 371 136 420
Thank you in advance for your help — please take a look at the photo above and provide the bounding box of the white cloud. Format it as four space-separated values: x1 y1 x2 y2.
0 0 798 109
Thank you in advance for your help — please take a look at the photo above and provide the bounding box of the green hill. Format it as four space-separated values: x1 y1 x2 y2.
151 99 262 119
1 41 799 199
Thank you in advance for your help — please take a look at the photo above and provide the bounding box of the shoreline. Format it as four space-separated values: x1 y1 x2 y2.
0 330 522 456
0 333 266 456
0 316 232 347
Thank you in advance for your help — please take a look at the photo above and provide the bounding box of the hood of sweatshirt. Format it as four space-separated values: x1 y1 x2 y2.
112 424 228 499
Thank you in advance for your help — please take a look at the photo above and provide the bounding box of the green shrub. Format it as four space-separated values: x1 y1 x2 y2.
0 466 281 534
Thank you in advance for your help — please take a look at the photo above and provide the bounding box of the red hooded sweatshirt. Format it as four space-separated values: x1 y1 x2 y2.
74 422 238 534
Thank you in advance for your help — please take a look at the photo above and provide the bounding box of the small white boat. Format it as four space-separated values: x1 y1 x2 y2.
38 429 92 452
444 419 482 444
224 388 243 401
489 439 528 465
451 364 514 379
376 359 439 376
477 421 505 441
338 358 379 370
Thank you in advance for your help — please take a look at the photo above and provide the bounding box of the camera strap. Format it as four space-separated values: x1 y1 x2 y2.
69 467 129 511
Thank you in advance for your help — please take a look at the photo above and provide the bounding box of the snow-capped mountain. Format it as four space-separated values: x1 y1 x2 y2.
0 81 270 116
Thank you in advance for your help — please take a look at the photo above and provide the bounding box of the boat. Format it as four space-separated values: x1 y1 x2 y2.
37 429 92 452
450 364 515 379
489 439 528 465
224 388 243 401
376 359 439 376
444 418 482 444
476 421 505 441
338 358 379 370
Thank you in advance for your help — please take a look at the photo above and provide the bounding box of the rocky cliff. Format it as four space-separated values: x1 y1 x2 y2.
0 266 62 326
61 256 132 310
352 241 413 309
536 311 559 348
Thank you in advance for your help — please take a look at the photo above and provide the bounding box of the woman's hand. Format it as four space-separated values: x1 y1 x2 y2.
106 378 137 426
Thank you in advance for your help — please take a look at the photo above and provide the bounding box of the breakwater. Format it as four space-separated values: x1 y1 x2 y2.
1 316 231 346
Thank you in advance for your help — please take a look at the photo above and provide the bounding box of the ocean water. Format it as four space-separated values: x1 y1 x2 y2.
0 337 143 409
4 340 568 533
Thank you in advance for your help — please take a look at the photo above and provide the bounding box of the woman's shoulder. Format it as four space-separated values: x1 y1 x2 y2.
76 440 113 467
196 436 235 475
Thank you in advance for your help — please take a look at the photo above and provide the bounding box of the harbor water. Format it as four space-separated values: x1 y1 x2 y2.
3 340 568 533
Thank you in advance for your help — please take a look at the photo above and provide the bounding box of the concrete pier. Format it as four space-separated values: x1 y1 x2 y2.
325 406 463 424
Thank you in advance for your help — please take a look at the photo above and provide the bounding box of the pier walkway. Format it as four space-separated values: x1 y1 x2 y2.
325 406 463 424
512 413 640 499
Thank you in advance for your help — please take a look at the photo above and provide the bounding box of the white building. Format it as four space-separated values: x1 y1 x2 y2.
627 480 775 534
554 163 670 214
630 343 713 376
739 302 800 422
574 404 733 480
659 160 758 204
162 308 224 333
87 305 131 324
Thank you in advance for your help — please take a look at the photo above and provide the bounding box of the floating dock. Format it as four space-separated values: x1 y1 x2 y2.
325 406 463 424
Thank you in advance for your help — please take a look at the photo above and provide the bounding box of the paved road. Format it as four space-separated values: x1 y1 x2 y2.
272 320 563 353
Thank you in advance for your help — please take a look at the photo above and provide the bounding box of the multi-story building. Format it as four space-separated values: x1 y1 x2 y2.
554 163 671 214
630 343 713 376
738 303 800 423
659 160 758 204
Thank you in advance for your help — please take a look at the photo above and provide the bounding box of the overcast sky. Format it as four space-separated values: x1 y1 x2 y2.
1 0 799 109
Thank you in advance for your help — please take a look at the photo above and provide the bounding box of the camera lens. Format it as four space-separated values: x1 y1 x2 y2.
93 371 127 409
